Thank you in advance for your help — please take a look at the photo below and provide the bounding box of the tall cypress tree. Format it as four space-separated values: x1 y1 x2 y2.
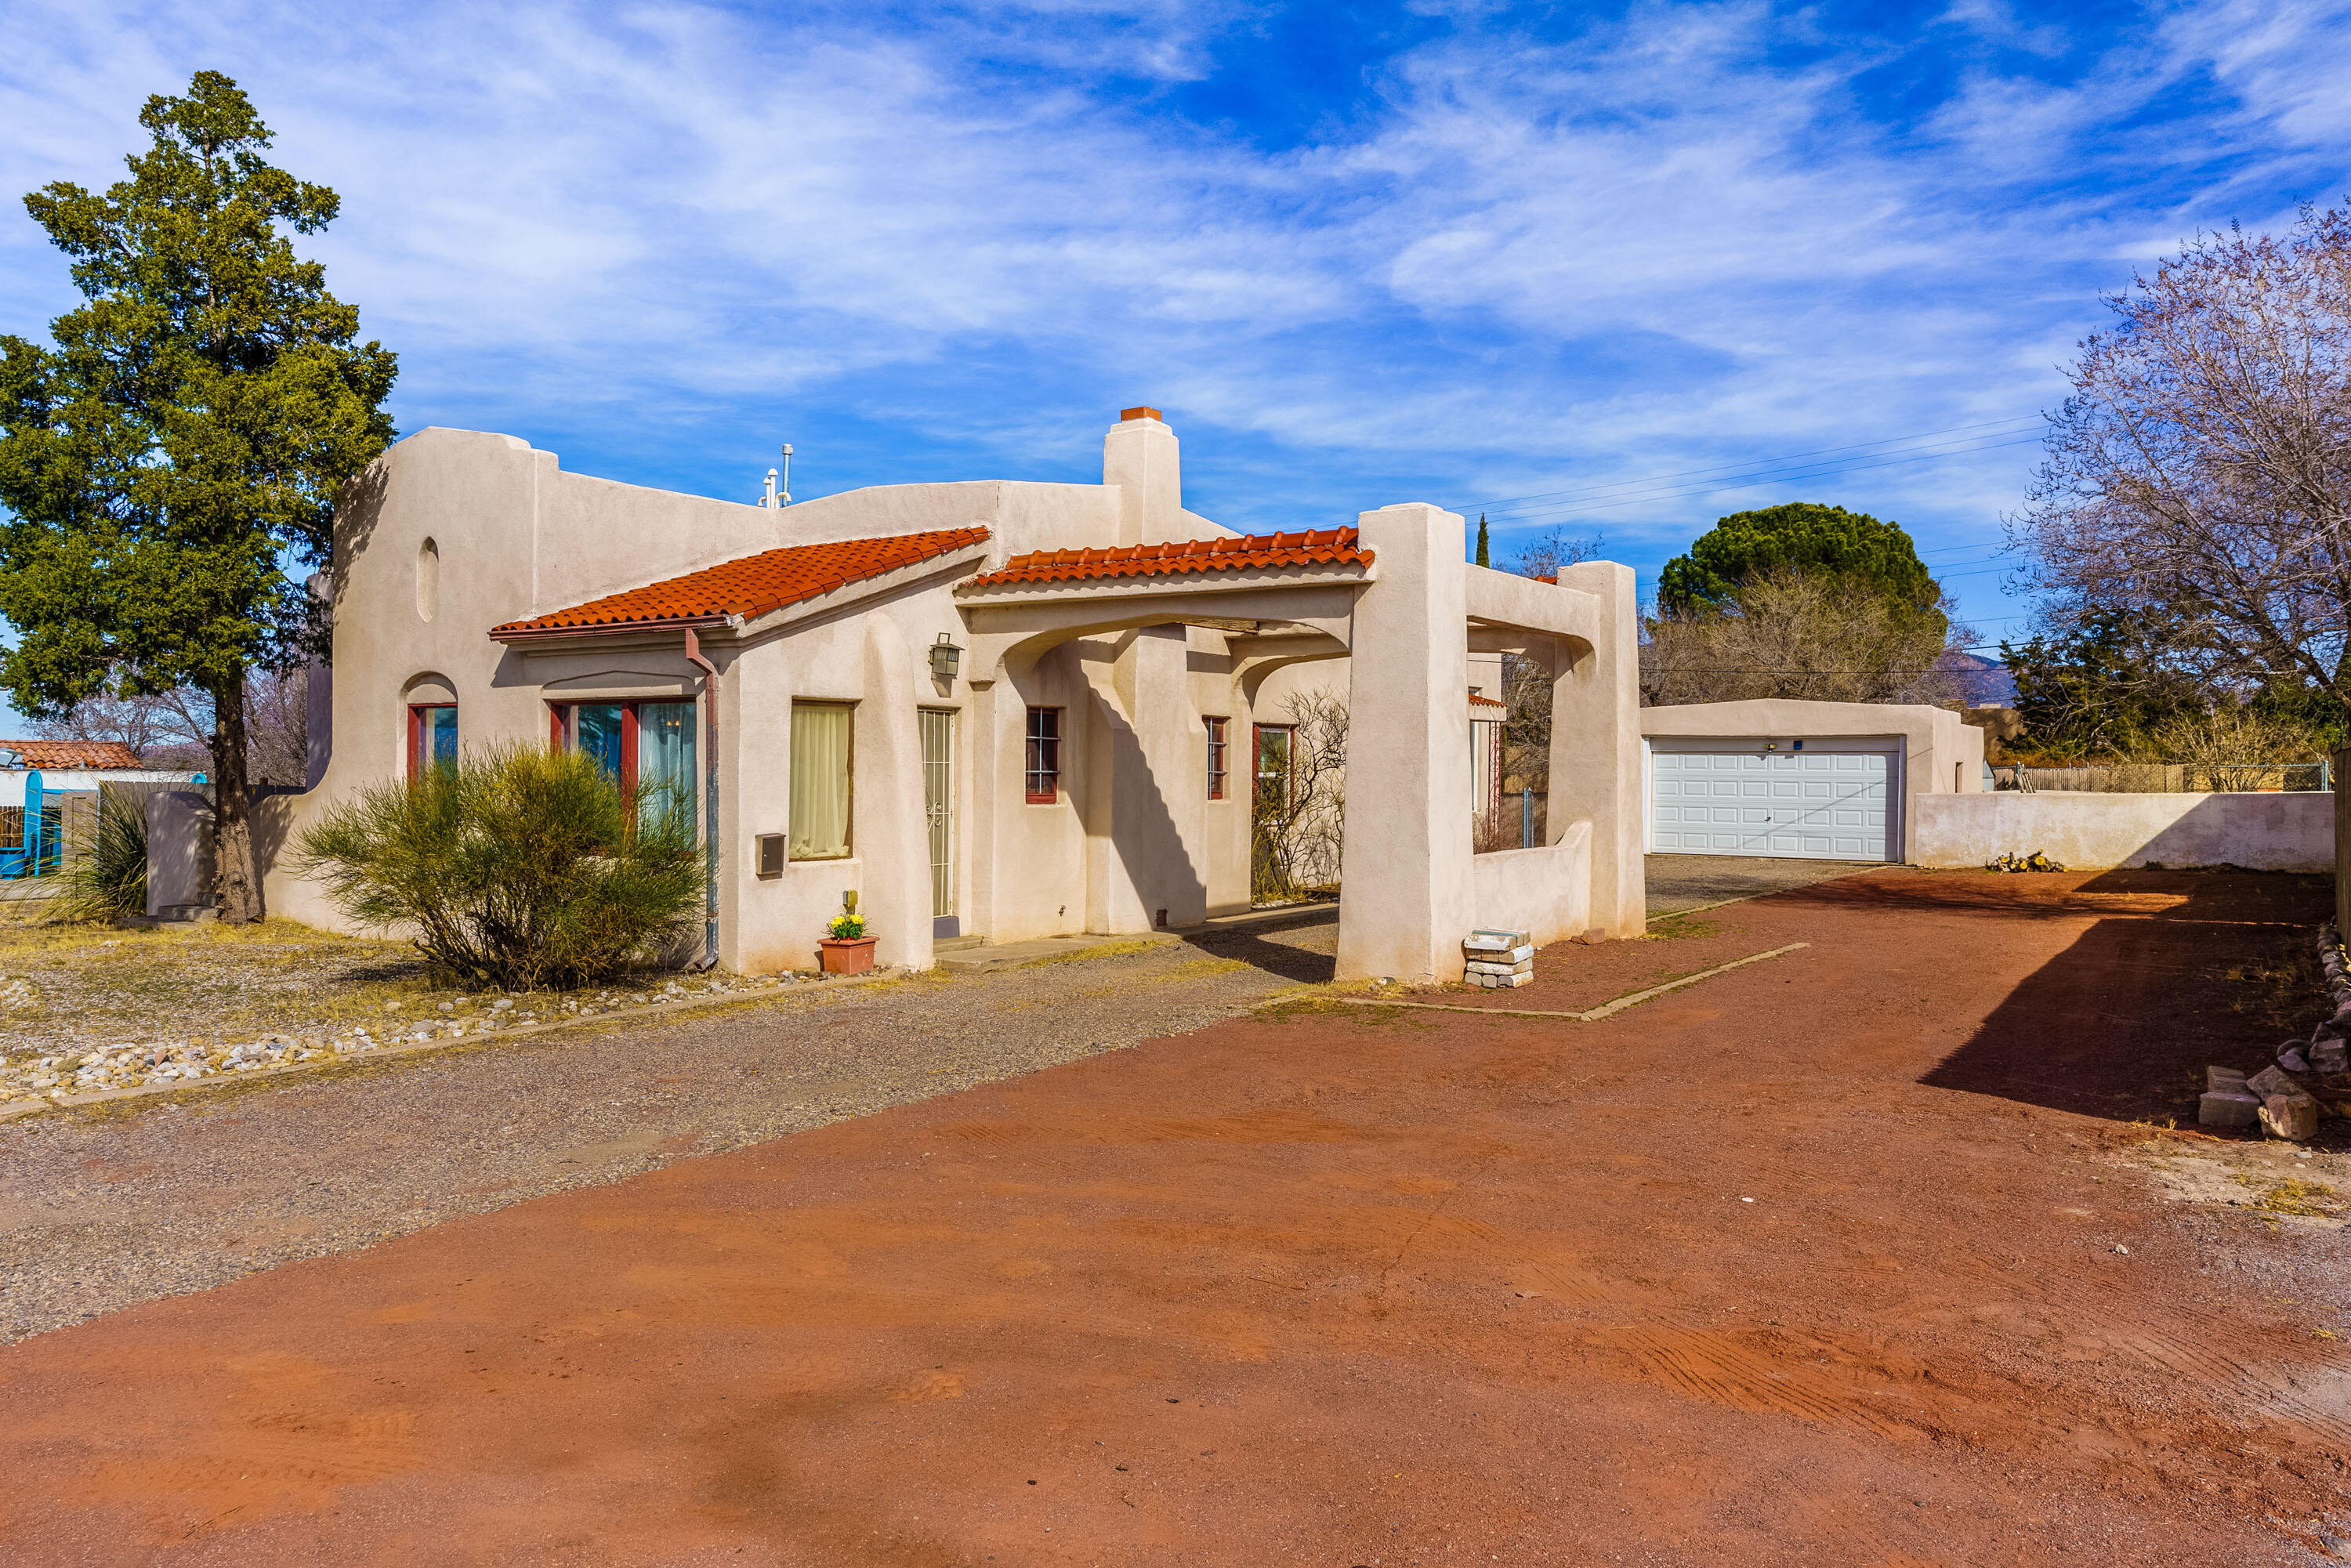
0 72 397 920
1475 513 1490 567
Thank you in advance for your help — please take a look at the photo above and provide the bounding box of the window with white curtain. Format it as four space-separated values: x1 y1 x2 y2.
790 703 853 860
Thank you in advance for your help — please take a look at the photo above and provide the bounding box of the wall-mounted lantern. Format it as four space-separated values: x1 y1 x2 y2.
930 632 964 683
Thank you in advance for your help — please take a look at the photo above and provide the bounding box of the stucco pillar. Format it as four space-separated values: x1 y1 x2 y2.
1549 559 1644 937
1335 503 1475 983
857 620 934 970
966 675 1002 943
1103 413 1180 546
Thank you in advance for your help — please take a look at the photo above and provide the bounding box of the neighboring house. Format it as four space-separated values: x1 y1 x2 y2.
0 741 203 807
251 407 1648 983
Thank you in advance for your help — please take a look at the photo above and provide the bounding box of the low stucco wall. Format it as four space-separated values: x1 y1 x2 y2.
1914 792 2333 872
1470 820 1592 953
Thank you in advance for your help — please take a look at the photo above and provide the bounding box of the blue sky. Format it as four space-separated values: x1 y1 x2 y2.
5 0 2351 702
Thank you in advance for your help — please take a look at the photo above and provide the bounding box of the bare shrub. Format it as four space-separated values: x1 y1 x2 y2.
1640 567 1978 708
1251 689 1346 902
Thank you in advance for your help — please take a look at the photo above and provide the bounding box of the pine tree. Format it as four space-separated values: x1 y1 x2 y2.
0 72 397 919
1475 513 1490 567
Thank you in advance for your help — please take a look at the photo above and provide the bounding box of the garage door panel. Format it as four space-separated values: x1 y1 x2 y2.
1651 748 1893 862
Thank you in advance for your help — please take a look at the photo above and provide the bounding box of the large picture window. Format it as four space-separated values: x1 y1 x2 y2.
408 704 458 778
550 701 698 830
790 702 853 860
1024 706 1061 804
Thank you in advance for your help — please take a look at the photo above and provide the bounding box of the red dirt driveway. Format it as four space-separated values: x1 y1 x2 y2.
5 869 2349 1566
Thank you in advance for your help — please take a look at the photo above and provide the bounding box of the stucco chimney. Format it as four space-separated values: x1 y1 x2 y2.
1103 407 1179 546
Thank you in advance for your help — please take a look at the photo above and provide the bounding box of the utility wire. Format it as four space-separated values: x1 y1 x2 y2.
1471 415 2044 512
1481 435 2047 520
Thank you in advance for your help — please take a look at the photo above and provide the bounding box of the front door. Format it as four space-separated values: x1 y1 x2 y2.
920 708 957 935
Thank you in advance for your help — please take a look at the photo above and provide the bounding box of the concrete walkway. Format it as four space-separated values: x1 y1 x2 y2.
1644 850 1878 916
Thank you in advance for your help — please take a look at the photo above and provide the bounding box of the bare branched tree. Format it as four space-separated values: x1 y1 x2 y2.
2014 205 2351 716
30 666 308 781
1252 687 1346 900
1640 567 1979 707
1498 531 1603 795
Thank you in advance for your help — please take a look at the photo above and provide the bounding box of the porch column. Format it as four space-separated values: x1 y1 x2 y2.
1550 559 1645 936
1335 503 1475 983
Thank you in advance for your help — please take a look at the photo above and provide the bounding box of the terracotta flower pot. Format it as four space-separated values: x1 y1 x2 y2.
818 936 878 976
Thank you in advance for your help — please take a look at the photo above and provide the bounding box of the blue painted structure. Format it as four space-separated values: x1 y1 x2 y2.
0 771 57 878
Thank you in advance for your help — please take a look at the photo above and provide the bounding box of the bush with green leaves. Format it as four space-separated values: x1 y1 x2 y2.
295 744 703 990
50 792 149 922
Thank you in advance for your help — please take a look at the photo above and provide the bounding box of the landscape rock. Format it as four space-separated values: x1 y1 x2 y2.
2260 1094 2319 1141
2313 1040 2350 1074
2198 1090 2261 1129
2248 1064 2295 1099
2280 1048 2313 1073
2206 1065 2248 1092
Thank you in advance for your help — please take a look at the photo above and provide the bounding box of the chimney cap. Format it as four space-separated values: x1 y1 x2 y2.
1119 406 1163 423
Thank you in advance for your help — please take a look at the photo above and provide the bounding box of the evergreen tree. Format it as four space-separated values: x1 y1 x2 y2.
1475 513 1490 567
0 72 397 919
1658 502 1937 621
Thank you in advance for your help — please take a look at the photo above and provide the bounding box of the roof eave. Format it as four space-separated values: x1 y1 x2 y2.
490 611 735 646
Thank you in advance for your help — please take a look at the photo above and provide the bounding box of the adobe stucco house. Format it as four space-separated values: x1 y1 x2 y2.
255 409 1646 983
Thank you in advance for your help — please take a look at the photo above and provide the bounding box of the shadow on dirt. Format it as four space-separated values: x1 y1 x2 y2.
1918 869 2333 1125
1184 905 1339 985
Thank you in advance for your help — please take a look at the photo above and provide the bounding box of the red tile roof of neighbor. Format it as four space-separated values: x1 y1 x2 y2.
494 528 992 636
961 528 1371 589
1 741 147 770
1469 691 1505 711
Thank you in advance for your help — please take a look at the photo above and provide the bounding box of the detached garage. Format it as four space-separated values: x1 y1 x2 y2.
1640 701 1986 866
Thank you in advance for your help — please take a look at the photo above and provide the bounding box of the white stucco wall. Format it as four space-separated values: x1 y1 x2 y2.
1914 791 2332 872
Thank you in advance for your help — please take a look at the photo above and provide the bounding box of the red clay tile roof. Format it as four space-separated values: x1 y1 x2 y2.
960 528 1370 590
1469 690 1505 711
494 527 992 636
1 741 147 770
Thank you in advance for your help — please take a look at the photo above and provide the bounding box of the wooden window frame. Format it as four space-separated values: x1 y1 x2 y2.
1204 715 1228 801
408 703 457 780
1024 705 1062 804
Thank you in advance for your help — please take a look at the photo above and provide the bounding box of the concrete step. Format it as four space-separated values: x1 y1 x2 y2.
935 932 1179 973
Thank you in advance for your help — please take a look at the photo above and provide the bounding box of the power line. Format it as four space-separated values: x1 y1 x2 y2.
1482 435 2047 520
1471 415 2045 512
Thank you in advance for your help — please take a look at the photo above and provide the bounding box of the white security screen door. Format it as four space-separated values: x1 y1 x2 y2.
919 708 956 920
1650 747 1895 861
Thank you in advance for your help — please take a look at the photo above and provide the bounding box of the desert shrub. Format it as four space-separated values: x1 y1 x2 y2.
294 744 703 990
49 792 149 922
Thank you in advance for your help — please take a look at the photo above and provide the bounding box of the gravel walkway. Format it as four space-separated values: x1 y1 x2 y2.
0 912 1337 1344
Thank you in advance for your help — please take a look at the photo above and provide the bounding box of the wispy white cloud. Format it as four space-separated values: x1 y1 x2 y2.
2 0 2349 629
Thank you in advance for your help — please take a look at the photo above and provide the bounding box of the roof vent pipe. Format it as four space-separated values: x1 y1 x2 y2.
759 444 794 509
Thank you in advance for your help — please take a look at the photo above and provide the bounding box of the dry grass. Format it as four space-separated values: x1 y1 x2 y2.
2235 1174 2346 1219
0 914 707 1056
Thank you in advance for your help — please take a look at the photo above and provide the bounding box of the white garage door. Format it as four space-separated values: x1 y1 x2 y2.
1650 748 1896 862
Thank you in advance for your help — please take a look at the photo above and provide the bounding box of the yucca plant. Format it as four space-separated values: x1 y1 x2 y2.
49 792 150 922
295 743 703 990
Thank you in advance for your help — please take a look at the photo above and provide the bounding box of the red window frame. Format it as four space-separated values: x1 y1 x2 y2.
408 704 457 779
1024 706 1061 804
1204 715 1228 800
551 702 641 791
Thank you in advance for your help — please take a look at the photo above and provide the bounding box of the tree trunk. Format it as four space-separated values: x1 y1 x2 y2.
209 672 264 922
